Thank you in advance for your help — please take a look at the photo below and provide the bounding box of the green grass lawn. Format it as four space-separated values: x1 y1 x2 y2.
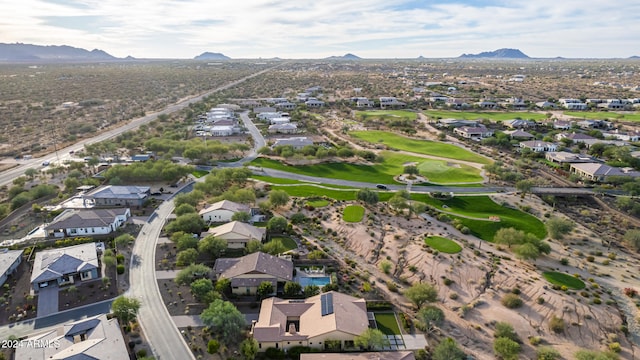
424 236 462 253
413 194 546 241
564 111 640 121
424 110 547 121
350 130 491 165
306 199 330 207
374 313 402 335
251 152 482 184
542 271 586 290
356 110 418 121
272 185 395 202
191 169 209 178
343 205 365 222
269 236 298 252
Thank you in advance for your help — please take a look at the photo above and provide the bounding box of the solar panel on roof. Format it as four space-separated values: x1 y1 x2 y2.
320 293 334 316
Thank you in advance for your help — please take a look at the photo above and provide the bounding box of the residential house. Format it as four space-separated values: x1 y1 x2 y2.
570 163 640 182
453 125 493 139
601 130 640 142
272 137 314 150
15 314 129 360
253 106 277 114
519 141 558 153
545 151 594 164
504 129 535 140
437 118 478 128
275 102 297 110
251 291 369 351
555 132 596 143
429 93 449 102
206 221 266 249
199 200 250 223
559 98 587 110
267 98 289 104
503 119 536 129
305 99 325 108
85 185 150 207
552 120 572 130
351 97 374 108
0 249 23 287
131 154 152 162
30 243 99 291
270 117 291 125
503 97 527 110
44 208 130 239
301 352 416 360
257 112 288 121
268 123 298 134
577 119 612 129
209 125 235 136
597 99 627 110
536 101 557 109
214 252 293 295
476 101 497 109
379 97 406 109
447 98 470 109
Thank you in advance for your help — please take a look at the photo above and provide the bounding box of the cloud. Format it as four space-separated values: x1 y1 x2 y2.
0 0 638 58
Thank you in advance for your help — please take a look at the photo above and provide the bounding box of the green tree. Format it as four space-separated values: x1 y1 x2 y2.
283 281 302 297
494 227 527 248
175 264 211 285
176 235 199 251
190 278 214 301
198 235 227 258
546 216 575 240
231 211 251 222
24 168 38 180
623 229 640 251
267 216 288 233
354 328 389 350
245 239 263 254
379 260 392 274
515 179 534 197
262 239 286 255
494 337 521 360
200 299 245 344
357 188 379 205
257 281 274 299
574 350 619 360
303 285 320 297
537 346 561 360
404 283 438 309
240 338 259 360
494 322 519 342
176 248 199 266
175 203 197 216
269 190 290 209
111 296 141 325
114 234 135 249
404 165 419 175
165 212 206 234
432 338 466 360
215 277 231 294
417 306 444 334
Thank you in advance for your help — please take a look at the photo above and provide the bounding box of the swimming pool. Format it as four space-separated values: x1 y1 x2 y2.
298 276 331 287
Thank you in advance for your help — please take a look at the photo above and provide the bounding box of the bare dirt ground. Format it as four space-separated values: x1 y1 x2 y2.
287 193 640 359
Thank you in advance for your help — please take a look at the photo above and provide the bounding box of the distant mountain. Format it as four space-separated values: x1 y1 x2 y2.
459 48 530 59
0 43 117 61
194 52 231 60
325 53 361 60
630 55 640 59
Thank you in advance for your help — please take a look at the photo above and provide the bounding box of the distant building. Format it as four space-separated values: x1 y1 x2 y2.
453 125 493 139
503 119 536 129
268 123 298 134
305 99 325 108
272 137 314 150
570 163 640 182
504 129 535 140
85 185 150 207
519 141 558 153
545 151 594 164
301 353 416 360
379 97 406 109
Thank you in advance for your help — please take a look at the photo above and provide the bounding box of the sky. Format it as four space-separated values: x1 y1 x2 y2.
1 0 639 59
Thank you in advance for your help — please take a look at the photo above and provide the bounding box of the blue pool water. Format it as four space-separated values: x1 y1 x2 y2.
298 276 331 287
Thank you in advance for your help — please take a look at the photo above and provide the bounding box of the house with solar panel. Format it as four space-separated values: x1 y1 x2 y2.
251 291 369 351
84 185 151 207
30 243 99 292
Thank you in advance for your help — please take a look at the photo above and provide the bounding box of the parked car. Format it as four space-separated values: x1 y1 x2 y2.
376 184 388 190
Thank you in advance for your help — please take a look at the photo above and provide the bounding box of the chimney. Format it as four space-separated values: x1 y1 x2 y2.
288 323 297 334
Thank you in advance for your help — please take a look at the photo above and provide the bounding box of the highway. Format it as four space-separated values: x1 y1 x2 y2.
0 66 276 188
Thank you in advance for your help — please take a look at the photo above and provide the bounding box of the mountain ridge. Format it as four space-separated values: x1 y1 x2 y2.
194 52 231 60
459 48 530 59
0 43 117 61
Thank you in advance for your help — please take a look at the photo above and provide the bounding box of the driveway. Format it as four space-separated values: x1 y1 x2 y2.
37 285 59 317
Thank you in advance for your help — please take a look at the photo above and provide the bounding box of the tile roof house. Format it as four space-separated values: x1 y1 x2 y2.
504 129 535 140
30 243 99 292
570 163 640 182
519 141 558 153
206 221 266 249
503 119 536 129
85 185 151 207
305 99 325 108
0 249 23 287
214 252 293 295
555 132 596 143
15 314 129 360
301 352 416 360
272 137 314 150
199 200 250 223
268 123 298 134
545 151 594 164
251 291 369 351
453 125 493 139
44 208 130 239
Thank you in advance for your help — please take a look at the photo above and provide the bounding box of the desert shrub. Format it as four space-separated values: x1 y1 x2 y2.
501 294 523 309
207 339 220 354
117 264 125 274
536 346 561 360
549 315 565 333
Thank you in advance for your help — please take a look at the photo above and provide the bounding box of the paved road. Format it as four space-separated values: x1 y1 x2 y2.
128 201 195 360
0 66 277 188
224 110 266 166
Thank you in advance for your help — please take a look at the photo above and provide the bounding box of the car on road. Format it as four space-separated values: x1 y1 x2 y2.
42 161 50 166
376 184 388 190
